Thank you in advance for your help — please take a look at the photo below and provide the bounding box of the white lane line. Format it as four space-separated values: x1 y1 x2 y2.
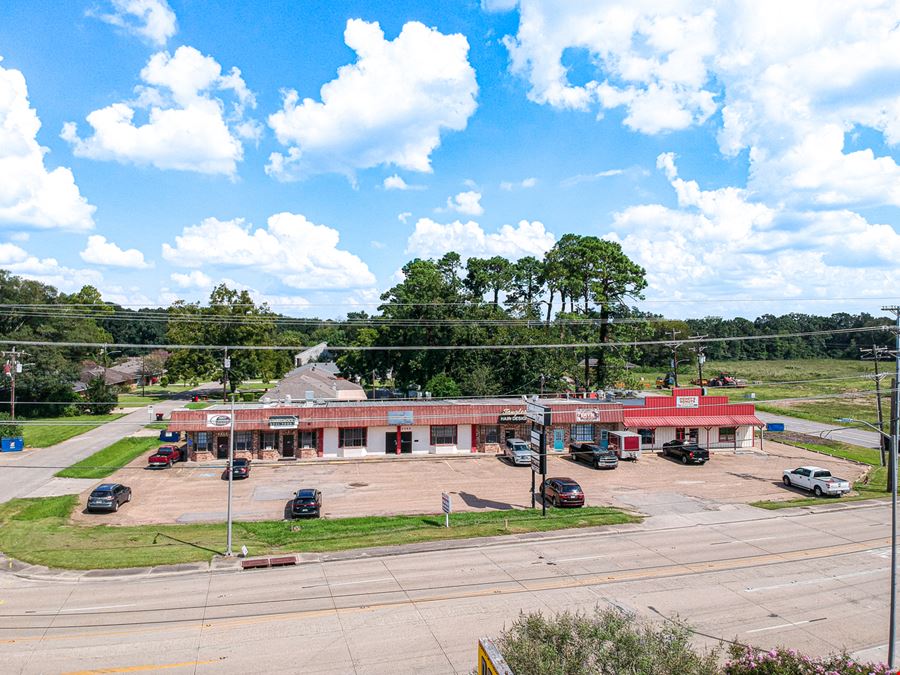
60 603 136 613
329 577 394 587
745 568 882 593
710 536 777 546
551 554 611 563
747 619 813 634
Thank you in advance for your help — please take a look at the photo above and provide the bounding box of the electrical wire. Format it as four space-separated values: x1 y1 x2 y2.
0 325 887 352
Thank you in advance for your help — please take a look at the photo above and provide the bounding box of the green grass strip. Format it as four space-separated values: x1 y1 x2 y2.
55 436 161 479
23 414 125 448
0 496 641 570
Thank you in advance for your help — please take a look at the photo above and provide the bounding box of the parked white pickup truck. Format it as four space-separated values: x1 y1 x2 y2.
782 466 851 497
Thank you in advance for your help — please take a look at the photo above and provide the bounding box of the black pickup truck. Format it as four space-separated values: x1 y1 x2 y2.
661 440 709 465
569 442 618 469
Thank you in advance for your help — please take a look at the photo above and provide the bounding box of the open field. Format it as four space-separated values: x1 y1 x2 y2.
635 359 883 426
21 414 125 448
54 436 162 479
0 496 637 569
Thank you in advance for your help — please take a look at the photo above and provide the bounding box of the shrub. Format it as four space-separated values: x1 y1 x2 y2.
0 412 23 439
724 644 888 674
495 608 721 675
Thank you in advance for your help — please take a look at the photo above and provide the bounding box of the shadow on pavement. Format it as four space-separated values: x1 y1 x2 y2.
457 491 515 510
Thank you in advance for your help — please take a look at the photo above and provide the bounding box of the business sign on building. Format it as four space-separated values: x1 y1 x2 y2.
268 415 299 430
675 396 699 409
206 413 232 428
498 409 527 423
575 408 601 422
387 410 414 425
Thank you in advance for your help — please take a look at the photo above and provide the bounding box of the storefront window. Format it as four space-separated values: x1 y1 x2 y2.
300 430 318 448
483 425 500 443
719 427 736 442
431 425 457 445
571 424 594 442
339 427 366 448
196 432 209 451
236 432 252 451
260 432 277 449
675 428 685 441
637 428 655 445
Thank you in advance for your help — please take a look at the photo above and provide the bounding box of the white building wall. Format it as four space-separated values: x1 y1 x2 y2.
410 426 430 454
367 426 393 454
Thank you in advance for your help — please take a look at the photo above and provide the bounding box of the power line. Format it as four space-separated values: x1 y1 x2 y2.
0 325 886 353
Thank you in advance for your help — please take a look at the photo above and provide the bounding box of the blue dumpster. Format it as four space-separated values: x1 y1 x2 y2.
1 437 24 452
766 423 785 432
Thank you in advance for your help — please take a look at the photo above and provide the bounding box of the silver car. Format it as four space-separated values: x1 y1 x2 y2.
505 438 531 465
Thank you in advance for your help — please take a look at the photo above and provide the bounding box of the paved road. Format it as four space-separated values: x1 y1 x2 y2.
758 411 883 449
0 400 185 505
0 500 892 673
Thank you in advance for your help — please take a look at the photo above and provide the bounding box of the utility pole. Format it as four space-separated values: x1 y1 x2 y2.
226 394 235 557
2 348 25 421
688 336 708 388
861 345 890 467
664 329 682 387
372 369 376 399
140 354 146 398
222 347 230 402
882 304 900 671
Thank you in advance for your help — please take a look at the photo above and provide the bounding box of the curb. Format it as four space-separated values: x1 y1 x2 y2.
1 498 889 583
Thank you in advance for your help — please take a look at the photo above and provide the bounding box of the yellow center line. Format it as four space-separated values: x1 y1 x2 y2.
62 660 218 674
2 536 887 647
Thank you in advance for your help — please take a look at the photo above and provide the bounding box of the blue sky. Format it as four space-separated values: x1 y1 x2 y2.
0 0 898 318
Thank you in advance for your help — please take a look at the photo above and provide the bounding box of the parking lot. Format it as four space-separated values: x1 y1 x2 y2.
71 441 870 526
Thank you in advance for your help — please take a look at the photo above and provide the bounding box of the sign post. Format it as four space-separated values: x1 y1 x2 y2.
442 492 451 528
526 400 552 516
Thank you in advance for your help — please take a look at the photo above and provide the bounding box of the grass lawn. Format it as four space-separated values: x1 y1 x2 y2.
751 435 887 509
185 402 212 410
144 422 168 430
22 414 125 448
0 497 640 570
117 384 196 408
54 436 161 479
635 359 883 426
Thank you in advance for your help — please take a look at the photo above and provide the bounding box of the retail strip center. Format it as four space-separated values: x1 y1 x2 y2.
168 388 764 462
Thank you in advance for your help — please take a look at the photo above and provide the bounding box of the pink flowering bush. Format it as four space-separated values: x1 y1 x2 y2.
725 645 889 675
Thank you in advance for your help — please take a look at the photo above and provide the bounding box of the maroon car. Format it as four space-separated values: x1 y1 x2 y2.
542 477 585 507
147 445 183 468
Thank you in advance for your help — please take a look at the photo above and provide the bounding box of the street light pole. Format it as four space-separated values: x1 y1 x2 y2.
226 394 235 557
886 305 900 668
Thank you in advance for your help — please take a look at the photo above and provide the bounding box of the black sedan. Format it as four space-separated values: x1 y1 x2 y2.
542 477 585 508
86 483 132 513
229 458 251 479
290 489 322 518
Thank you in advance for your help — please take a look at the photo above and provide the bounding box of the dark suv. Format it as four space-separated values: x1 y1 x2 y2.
290 489 322 518
542 477 585 507
87 483 132 512
569 442 618 469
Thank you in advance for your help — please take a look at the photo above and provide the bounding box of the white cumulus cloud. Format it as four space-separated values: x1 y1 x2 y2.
500 177 537 190
267 19 478 181
62 46 257 176
162 213 376 290
406 218 556 260
0 58 96 231
80 234 150 268
170 270 213 288
445 190 484 216
609 153 900 314
90 0 177 46
0 243 103 292
498 1 900 209
383 174 425 191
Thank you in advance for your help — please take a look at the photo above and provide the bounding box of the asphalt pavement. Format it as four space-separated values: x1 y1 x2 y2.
757 411 883 449
0 499 892 673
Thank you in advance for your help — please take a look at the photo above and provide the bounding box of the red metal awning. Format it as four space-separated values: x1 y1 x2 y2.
623 414 764 429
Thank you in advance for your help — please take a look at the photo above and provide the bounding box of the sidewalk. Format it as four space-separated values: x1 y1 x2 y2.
0 399 185 505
